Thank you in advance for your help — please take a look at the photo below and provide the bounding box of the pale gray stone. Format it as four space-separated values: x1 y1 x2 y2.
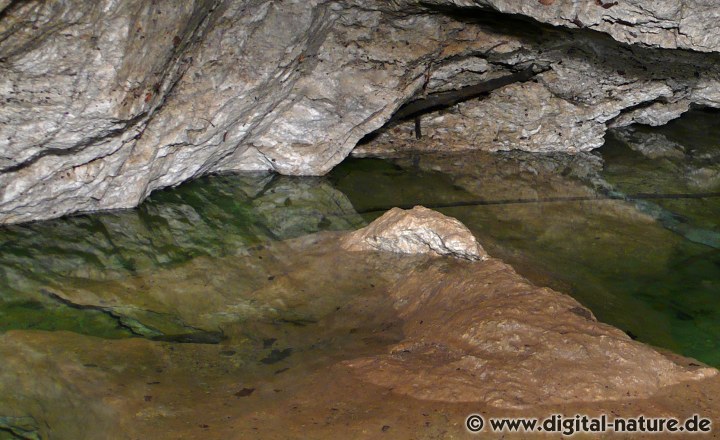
0 1 491 223
341 206 488 261
3 0 720 223
416 0 720 53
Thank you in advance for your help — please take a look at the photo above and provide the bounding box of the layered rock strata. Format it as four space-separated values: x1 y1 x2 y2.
3 0 720 223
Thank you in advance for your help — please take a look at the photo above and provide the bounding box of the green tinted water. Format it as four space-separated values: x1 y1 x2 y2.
331 110 720 366
0 174 363 339
0 109 718 366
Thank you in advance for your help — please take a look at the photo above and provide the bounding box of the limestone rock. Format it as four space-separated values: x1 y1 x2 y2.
612 127 686 159
341 206 488 261
610 100 692 128
0 215 719 435
4 0 720 223
0 1 504 224
354 80 608 156
417 0 720 53
354 18 720 159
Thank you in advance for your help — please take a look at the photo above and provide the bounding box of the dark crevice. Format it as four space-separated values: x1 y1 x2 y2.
40 288 150 337
0 111 148 174
420 0 720 63
354 1 720 154
606 96 671 126
358 63 547 145
388 64 544 123
421 0 720 78
151 332 225 344
418 2 556 42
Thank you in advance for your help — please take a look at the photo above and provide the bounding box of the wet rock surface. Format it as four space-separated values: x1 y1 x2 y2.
0 232 417 439
4 1 720 223
345 256 715 408
3 118 717 350
341 207 716 408
0 172 364 340
341 205 488 260
0 172 362 287
333 113 720 367
1 108 720 437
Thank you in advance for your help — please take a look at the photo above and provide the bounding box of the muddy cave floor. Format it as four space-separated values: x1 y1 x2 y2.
1 110 720 438
1 236 719 440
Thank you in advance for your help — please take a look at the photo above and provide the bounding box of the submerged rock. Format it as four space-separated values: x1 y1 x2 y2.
0 415 40 440
341 206 488 261
345 257 717 409
0 173 364 339
0 223 718 436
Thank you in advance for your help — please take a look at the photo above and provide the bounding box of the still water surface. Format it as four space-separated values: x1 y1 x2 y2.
1 109 718 367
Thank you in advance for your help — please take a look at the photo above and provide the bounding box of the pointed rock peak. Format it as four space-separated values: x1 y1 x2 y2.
341 205 488 261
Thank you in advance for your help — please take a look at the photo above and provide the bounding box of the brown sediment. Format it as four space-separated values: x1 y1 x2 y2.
0 224 717 438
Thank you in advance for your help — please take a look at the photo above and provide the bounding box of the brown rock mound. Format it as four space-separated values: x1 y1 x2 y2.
343 209 716 409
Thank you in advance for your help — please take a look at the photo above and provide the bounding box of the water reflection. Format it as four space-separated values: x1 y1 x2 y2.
0 110 718 361
0 174 363 338
1 110 720 438
332 110 720 366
